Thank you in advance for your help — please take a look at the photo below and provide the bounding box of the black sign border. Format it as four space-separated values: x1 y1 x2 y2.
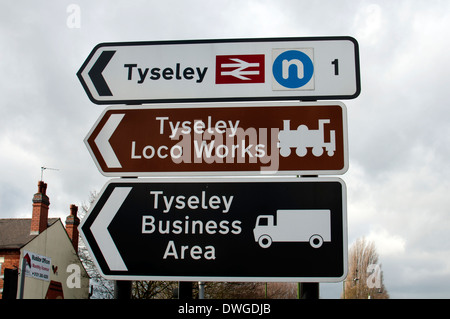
77 36 361 105
79 177 347 283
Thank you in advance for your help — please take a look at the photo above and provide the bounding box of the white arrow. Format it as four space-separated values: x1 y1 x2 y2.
220 58 260 80
91 187 132 271
94 113 124 168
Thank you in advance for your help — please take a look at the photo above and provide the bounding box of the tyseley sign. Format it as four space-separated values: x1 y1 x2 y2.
77 37 360 104
79 177 347 282
84 101 348 176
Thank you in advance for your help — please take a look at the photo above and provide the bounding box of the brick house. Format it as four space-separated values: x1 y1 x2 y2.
0 181 89 299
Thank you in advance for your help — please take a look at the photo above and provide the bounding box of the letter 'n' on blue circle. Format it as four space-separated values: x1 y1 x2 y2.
272 50 314 89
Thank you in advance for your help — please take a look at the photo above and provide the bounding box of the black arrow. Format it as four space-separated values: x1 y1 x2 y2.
88 50 115 96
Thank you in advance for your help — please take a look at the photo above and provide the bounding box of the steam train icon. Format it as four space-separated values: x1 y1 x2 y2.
278 119 336 157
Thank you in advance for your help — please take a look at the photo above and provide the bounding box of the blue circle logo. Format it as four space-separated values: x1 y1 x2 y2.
272 50 314 89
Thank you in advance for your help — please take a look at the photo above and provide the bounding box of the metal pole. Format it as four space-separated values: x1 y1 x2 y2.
178 281 193 299
114 280 132 299
18 257 27 299
198 281 205 299
299 283 319 299
113 176 137 299
297 176 320 300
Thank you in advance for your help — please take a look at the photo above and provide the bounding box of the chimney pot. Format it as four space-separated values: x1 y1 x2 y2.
31 180 50 235
66 204 80 251
70 204 78 216
37 181 47 195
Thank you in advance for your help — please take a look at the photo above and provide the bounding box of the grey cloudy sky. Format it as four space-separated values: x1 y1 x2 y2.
1 0 449 298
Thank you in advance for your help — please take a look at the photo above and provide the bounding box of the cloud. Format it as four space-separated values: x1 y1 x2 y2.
366 227 406 257
353 3 384 45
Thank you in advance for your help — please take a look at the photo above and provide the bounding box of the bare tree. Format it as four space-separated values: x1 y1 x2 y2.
78 191 115 299
258 282 297 299
342 237 389 299
203 282 263 299
194 282 297 299
132 281 178 299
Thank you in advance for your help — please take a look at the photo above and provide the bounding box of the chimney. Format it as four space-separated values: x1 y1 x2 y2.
65 204 80 251
31 181 50 235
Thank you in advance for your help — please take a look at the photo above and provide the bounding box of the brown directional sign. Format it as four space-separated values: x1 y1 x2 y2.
84 102 348 176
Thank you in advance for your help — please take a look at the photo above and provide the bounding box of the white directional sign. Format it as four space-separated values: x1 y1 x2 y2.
77 37 360 104
79 177 347 282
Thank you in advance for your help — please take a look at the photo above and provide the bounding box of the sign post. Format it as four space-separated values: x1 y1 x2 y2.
78 36 360 300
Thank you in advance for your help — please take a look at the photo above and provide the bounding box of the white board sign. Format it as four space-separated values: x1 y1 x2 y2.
77 37 360 104
23 250 51 281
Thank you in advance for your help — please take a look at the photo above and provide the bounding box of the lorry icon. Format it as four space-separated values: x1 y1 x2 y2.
253 210 331 248
278 119 336 157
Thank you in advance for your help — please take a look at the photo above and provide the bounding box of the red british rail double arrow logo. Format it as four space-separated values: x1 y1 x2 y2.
216 54 265 84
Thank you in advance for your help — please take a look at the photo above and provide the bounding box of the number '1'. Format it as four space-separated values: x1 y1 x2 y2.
331 59 339 75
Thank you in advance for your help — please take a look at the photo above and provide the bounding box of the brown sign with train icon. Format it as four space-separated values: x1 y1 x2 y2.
85 101 348 177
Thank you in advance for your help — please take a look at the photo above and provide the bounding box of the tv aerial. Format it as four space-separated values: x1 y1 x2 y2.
40 166 59 181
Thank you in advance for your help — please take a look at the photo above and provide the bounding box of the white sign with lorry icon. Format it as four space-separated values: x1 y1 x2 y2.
253 210 331 249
